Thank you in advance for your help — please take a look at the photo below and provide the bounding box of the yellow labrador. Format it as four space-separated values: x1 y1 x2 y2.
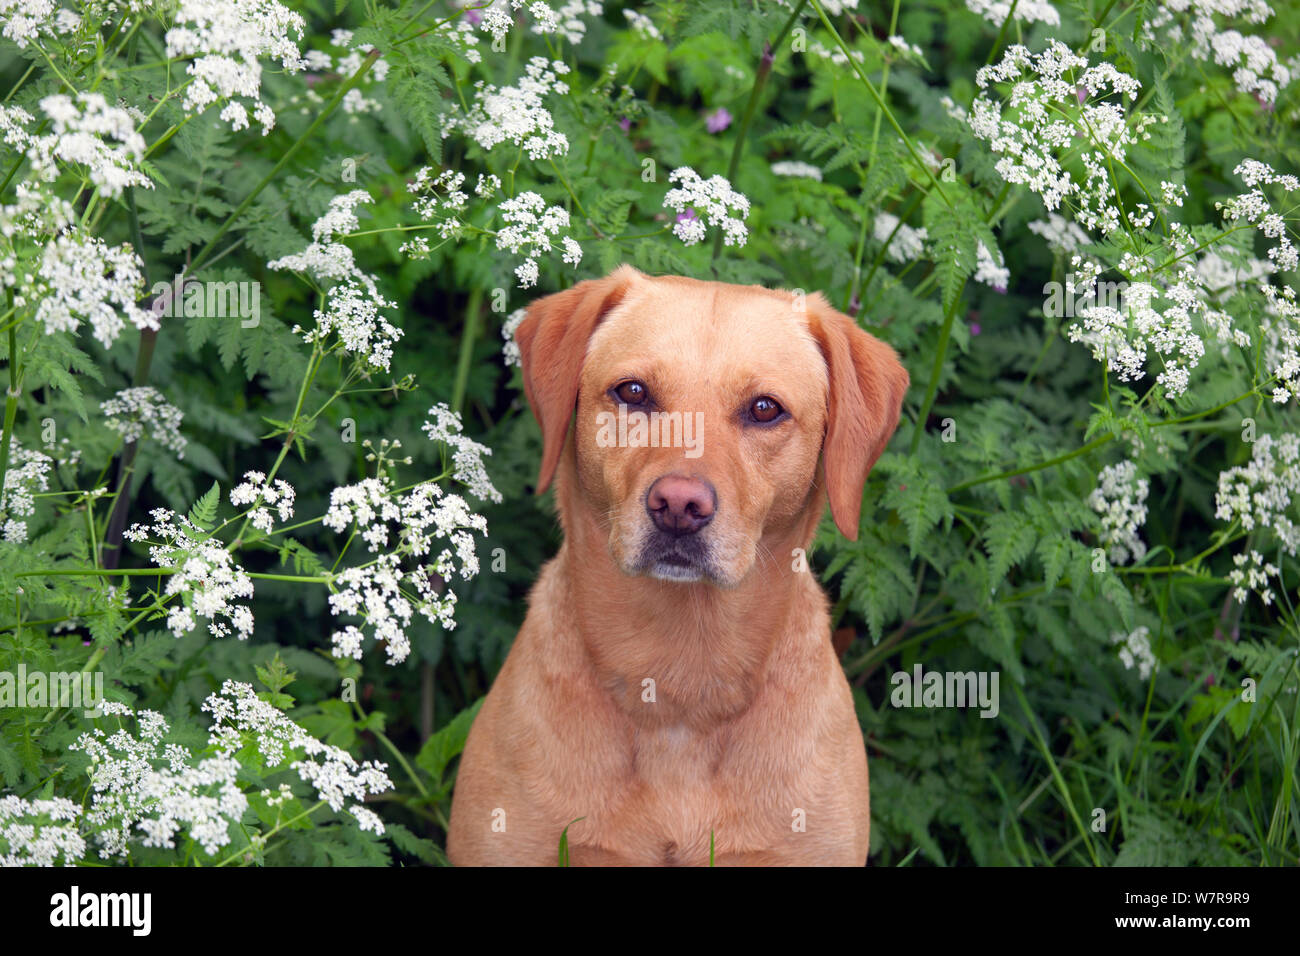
447 265 908 865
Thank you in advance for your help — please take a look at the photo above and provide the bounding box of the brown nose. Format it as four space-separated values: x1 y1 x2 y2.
646 474 716 536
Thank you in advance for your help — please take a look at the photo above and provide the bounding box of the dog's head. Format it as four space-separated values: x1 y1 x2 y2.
515 265 908 588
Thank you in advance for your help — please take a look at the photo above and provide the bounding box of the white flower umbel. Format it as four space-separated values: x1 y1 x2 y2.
974 239 1009 292
164 0 308 135
501 306 527 367
1088 460 1149 566
1028 212 1091 254
1215 432 1300 558
663 167 750 247
770 160 823 181
229 470 295 533
1259 284 1300 404
965 0 1060 27
1111 626 1158 680
1216 159 1299 273
1065 246 1251 399
323 474 488 664
968 42 1153 236
1139 1 1291 106
451 56 571 160
69 686 392 860
1228 550 1281 605
0 795 85 866
423 402 503 503
0 431 52 543
494 191 578 289
203 681 391 821
31 231 157 349
873 211 928 263
268 191 404 370
101 386 188 459
124 508 255 641
31 92 151 198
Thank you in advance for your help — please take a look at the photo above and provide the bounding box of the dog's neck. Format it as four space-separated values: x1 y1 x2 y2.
551 467 827 729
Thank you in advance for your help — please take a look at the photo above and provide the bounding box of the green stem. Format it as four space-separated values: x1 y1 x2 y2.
710 0 808 264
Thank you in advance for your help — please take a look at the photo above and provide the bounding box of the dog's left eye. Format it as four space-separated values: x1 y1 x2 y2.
613 380 649 406
749 396 785 424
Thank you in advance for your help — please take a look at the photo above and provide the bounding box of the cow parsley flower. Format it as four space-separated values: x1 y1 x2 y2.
968 42 1154 236
1216 159 1299 273
101 386 188 459
663 167 750 247
229 470 295 533
423 402 502 503
965 0 1060 26
322 474 488 664
1215 432 1300 557
1139 1 1291 106
495 191 578 288
1066 246 1250 399
451 56 571 160
874 211 928 263
0 795 85 866
30 93 151 197
1028 213 1091 254
0 432 52 543
124 508 256 641
31 231 157 349
770 160 823 181
164 0 308 134
1089 460 1149 565
1111 626 1158 680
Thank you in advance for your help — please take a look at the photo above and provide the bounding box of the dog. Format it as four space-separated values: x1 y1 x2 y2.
446 265 909 865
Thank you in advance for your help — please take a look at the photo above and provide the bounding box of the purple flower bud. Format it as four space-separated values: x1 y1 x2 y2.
970 322 982 336
618 116 631 132
705 107 733 134
676 208 699 223
465 9 482 25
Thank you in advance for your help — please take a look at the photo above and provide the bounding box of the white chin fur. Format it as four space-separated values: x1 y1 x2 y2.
649 561 705 582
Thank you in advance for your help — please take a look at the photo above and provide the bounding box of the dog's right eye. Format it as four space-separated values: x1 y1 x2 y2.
613 380 649 406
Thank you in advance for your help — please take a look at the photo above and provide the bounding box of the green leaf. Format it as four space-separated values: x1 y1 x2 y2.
187 481 221 532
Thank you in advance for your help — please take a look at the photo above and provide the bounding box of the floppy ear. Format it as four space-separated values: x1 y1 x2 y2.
514 265 641 493
805 295 910 541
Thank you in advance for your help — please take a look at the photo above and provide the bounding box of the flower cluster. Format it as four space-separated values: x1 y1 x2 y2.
874 211 928 263
1088 460 1149 566
0 431 52 543
1228 550 1281 606
27 93 151 198
1215 432 1300 558
124 508 256 640
164 0 308 134
323 473 488 664
1216 159 1298 273
203 681 391 819
229 471 296 533
968 42 1153 236
1066 242 1251 398
68 685 391 860
268 190 404 370
1139 1 1292 106
0 795 85 866
1028 213 1091 254
1111 626 1158 680
964 0 1060 27
30 231 157 349
423 402 502 503
662 167 750 247
451 56 571 160
770 160 823 181
495 191 580 288
101 386 188 459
